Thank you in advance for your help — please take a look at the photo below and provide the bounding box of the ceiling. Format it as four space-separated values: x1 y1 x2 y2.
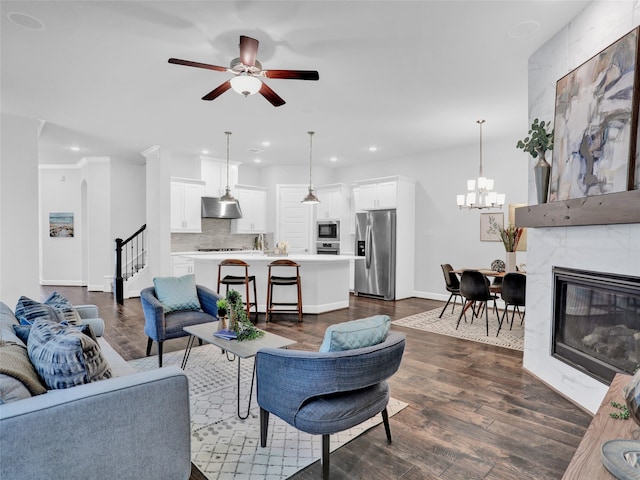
1 1 590 168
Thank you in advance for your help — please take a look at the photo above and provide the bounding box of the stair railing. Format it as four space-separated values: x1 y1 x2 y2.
115 224 146 305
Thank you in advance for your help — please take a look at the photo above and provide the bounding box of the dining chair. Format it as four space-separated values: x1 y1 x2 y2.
497 273 526 336
439 264 463 318
456 270 499 336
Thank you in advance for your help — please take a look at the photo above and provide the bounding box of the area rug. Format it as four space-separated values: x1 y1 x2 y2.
392 306 524 351
128 344 408 480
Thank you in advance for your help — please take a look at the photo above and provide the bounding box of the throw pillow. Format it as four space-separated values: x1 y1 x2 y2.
153 274 202 313
13 323 97 345
319 314 391 353
0 343 47 397
14 297 65 325
44 291 82 325
27 318 112 390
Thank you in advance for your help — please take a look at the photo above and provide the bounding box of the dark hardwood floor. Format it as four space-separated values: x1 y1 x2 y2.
42 286 592 479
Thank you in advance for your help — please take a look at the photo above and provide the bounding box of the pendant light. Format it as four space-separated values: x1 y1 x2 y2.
456 120 505 210
220 131 237 204
301 131 320 204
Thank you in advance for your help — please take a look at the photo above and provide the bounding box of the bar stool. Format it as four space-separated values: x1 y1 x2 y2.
217 259 258 321
265 259 303 322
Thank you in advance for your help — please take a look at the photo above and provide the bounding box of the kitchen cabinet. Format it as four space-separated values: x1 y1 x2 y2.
315 184 353 251
172 256 194 276
171 178 205 233
231 185 267 233
198 156 239 198
315 185 343 220
352 180 397 211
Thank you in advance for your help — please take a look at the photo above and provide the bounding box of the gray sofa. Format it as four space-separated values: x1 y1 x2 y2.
0 301 192 480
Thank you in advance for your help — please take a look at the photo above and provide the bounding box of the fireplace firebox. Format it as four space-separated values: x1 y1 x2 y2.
552 267 640 385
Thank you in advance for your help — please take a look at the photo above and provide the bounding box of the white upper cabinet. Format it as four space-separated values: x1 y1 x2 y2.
315 185 344 220
171 178 205 233
352 180 397 211
198 156 239 198
231 185 267 234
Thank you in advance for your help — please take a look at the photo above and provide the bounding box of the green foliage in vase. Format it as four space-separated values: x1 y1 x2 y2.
225 289 264 341
516 118 554 158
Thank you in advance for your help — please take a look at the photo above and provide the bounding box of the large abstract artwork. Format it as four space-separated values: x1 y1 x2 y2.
550 27 639 201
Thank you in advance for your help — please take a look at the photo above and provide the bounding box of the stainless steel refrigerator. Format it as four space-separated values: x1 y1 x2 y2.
354 209 396 300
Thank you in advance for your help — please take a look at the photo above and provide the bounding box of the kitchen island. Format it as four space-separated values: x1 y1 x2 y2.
179 253 360 314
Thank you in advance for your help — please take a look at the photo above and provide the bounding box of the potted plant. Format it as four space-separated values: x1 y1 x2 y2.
216 298 229 329
516 118 554 204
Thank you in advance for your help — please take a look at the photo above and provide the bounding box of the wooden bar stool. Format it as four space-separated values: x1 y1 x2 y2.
217 259 258 321
265 259 302 322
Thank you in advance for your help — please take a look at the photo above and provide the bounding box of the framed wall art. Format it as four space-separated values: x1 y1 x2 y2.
549 26 639 202
480 212 503 242
49 212 74 237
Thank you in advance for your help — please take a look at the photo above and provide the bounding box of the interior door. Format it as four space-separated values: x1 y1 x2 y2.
276 185 313 253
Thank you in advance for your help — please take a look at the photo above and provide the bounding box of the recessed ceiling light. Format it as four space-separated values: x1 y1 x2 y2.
70 146 80 152
508 20 540 39
330 156 338 162
7 12 44 30
201 149 209 155
368 146 378 152
254 158 262 163
261 141 271 147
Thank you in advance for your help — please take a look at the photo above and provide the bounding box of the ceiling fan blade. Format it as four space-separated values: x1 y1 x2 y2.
263 70 320 81
202 81 232 101
168 58 229 72
239 35 259 67
259 82 286 107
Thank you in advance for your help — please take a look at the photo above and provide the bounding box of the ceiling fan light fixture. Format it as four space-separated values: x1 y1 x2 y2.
230 74 261 97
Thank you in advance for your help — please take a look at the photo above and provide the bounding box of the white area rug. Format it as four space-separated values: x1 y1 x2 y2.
128 344 408 480
392 306 524 351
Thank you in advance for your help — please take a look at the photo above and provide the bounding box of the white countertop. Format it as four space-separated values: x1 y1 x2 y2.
178 252 361 262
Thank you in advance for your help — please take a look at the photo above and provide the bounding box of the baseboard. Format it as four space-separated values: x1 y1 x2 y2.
412 290 449 301
40 279 85 287
87 284 105 292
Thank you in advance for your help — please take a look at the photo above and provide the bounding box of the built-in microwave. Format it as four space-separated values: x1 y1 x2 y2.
316 220 340 241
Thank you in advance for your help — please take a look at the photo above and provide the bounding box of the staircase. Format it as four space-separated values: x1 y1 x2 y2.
114 224 147 305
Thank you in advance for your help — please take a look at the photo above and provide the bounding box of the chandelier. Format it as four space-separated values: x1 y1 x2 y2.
456 119 505 210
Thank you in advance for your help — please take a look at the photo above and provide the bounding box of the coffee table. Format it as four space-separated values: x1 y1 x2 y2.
181 322 296 419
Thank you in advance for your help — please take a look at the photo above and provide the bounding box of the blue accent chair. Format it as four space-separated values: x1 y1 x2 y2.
256 331 405 479
141 284 221 367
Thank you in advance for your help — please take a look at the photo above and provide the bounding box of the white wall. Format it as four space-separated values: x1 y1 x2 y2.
38 159 145 289
524 0 640 413
39 165 84 285
333 135 529 300
0 113 40 306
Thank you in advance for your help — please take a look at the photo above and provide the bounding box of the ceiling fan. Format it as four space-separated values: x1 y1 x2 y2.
168 35 319 107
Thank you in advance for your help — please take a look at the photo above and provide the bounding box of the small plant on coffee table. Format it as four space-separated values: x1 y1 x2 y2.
226 289 264 341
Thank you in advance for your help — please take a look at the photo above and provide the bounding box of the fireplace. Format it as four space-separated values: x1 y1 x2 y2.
552 267 640 385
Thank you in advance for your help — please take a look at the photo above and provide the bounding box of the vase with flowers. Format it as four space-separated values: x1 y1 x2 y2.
516 118 554 204
489 217 523 272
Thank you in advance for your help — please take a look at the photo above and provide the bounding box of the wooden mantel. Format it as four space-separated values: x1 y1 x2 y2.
515 190 640 228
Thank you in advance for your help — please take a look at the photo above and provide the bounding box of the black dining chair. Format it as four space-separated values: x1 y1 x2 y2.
456 270 499 336
439 264 463 318
497 273 526 336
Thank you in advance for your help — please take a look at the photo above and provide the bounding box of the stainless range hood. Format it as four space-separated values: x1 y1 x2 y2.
201 197 243 219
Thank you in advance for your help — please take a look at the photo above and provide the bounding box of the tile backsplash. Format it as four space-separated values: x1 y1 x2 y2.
171 218 273 252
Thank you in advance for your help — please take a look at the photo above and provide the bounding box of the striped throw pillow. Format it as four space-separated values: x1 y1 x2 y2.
27 318 112 390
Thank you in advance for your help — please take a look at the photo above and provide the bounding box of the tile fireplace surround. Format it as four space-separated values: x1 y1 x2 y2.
517 196 640 413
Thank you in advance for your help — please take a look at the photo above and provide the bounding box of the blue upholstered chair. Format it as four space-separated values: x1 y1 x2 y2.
256 316 405 479
140 281 221 368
